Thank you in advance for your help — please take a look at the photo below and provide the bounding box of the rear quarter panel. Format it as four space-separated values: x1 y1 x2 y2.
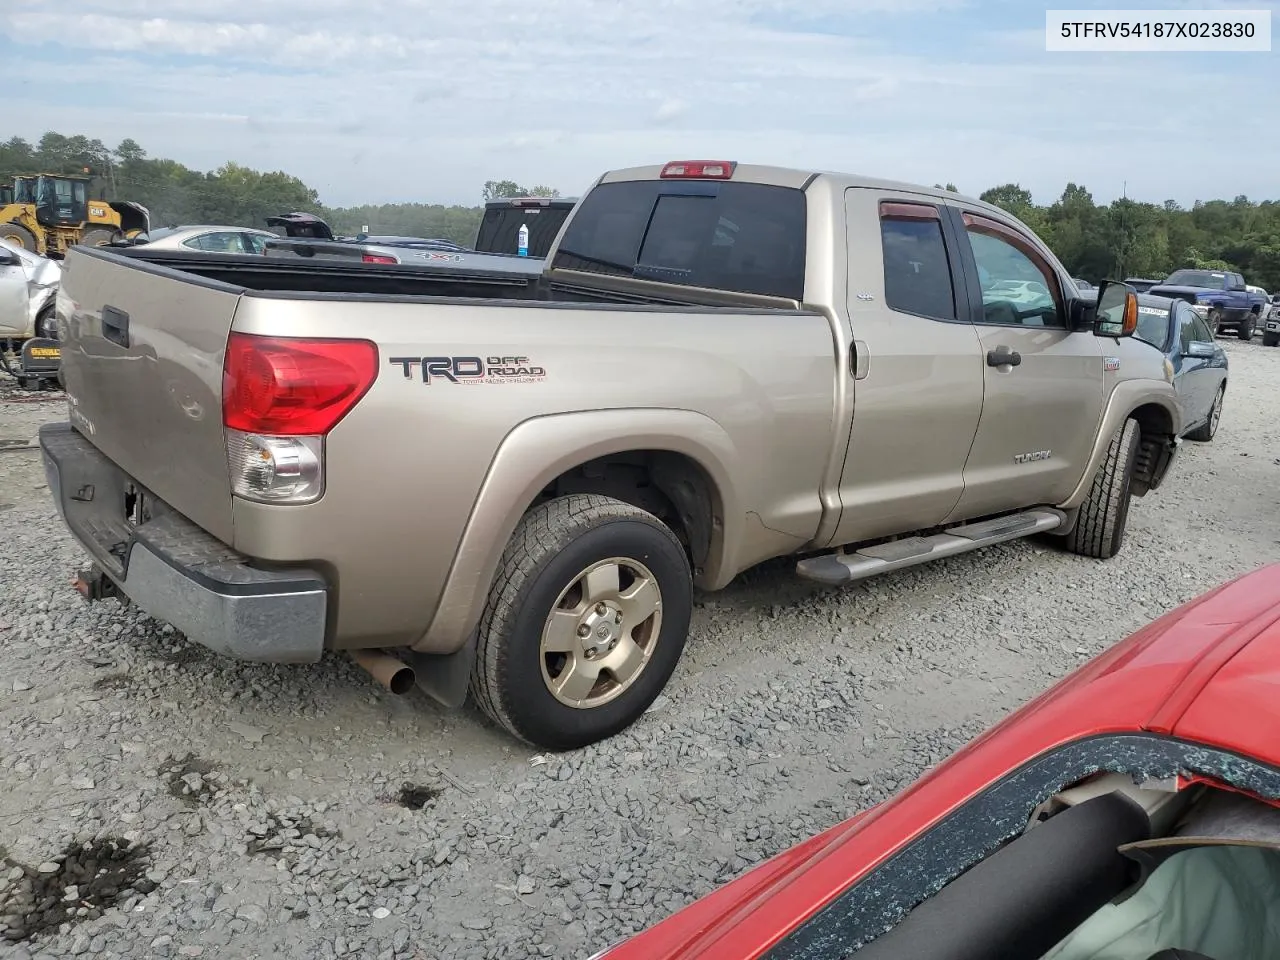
229 294 838 650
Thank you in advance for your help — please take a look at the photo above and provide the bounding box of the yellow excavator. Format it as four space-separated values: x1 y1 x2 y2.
0 173 150 257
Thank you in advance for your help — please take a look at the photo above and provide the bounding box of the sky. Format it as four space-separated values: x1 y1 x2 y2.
2 0 1277 208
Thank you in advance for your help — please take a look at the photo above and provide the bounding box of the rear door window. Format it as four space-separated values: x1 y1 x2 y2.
878 203 956 321
552 180 807 300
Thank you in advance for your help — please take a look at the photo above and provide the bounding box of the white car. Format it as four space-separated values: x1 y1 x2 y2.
0 237 61 340
137 225 279 255
1247 285 1270 323
985 279 1053 303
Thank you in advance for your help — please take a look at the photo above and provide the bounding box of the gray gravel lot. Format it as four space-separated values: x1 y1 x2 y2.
2 339 1278 960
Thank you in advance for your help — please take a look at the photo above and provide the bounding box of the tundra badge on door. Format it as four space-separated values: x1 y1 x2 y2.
1013 450 1052 464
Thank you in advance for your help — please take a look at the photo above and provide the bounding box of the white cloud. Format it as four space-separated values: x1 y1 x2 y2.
653 98 688 124
1 0 1278 207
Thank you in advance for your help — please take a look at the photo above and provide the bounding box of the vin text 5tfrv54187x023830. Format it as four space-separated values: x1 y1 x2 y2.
40 159 1181 749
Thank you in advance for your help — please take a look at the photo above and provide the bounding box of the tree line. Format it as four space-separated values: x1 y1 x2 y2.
0 133 564 247
4 131 1278 289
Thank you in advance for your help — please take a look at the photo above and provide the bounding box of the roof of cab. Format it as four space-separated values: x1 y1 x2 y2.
597 161 1018 224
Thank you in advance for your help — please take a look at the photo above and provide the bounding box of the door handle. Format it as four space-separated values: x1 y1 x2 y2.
101 304 130 348
986 346 1021 367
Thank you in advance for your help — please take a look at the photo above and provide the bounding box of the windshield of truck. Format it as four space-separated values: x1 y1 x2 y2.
474 205 571 257
1163 270 1226 288
552 180 807 300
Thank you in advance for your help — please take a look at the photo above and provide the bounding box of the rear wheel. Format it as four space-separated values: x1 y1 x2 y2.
1237 315 1255 340
1061 419 1141 560
470 493 693 750
1186 384 1224 442
79 228 117 248
0 222 38 252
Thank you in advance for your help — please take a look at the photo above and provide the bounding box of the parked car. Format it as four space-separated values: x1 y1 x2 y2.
1133 295 1228 442
1072 277 1093 290
262 208 545 273
1148 268 1267 339
41 159 1182 750
138 225 281 255
985 278 1053 303
262 234 544 274
597 563 1280 960
1249 284 1269 321
1122 276 1164 293
1265 295 1280 347
0 236 60 339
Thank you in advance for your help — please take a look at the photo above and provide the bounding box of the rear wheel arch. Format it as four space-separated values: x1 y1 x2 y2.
413 409 742 656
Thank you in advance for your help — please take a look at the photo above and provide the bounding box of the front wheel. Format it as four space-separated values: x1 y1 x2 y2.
470 494 693 750
0 222 38 252
1237 316 1255 340
35 306 57 340
1206 309 1222 337
1264 331 1280 348
1186 384 1224 442
1061 419 1141 560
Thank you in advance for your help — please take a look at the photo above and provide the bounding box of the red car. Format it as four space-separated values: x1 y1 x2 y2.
595 565 1280 960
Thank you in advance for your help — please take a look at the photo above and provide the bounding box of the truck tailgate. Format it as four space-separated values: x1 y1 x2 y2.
58 247 240 543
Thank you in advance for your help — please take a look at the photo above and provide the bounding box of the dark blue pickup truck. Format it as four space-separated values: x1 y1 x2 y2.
1148 268 1268 339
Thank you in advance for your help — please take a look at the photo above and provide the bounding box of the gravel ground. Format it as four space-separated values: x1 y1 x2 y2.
2 339 1278 960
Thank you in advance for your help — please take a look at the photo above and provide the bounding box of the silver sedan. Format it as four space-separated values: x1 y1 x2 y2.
137 225 279 255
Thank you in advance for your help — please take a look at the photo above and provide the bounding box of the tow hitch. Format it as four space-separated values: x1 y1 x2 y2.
73 564 121 602
1 337 62 391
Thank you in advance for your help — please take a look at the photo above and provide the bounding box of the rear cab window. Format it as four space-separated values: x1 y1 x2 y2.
551 179 807 300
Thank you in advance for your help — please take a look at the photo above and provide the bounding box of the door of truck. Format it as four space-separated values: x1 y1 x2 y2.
942 206 1106 519
829 188 985 546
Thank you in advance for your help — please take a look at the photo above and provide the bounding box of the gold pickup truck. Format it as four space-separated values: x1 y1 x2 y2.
40 160 1181 750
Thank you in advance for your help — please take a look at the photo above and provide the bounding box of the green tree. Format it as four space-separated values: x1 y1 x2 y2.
482 179 561 201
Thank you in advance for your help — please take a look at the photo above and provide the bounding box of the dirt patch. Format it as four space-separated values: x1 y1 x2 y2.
163 754 218 806
245 814 339 859
92 673 133 692
0 837 152 942
395 783 442 811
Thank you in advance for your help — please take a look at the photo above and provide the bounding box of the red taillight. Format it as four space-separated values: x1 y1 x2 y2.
223 333 379 436
362 253 398 264
659 160 736 180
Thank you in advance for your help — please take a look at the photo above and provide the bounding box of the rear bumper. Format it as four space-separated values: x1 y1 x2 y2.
39 422 328 663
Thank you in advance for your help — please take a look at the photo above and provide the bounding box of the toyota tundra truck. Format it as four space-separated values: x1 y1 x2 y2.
40 160 1182 750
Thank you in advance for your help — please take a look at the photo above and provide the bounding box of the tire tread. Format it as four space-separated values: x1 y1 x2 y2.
1063 419 1140 560
469 493 686 746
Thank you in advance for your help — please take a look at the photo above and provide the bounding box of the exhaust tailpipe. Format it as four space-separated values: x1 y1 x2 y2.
350 650 415 695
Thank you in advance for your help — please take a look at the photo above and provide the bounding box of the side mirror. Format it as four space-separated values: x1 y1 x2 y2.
1185 341 1216 359
1093 280 1139 338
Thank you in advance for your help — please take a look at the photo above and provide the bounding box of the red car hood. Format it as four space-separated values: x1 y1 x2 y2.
604 563 1280 960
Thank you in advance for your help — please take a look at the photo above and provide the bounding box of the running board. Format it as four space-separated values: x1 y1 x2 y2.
796 509 1067 586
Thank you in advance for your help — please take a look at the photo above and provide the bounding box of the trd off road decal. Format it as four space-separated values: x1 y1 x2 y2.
388 355 547 385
